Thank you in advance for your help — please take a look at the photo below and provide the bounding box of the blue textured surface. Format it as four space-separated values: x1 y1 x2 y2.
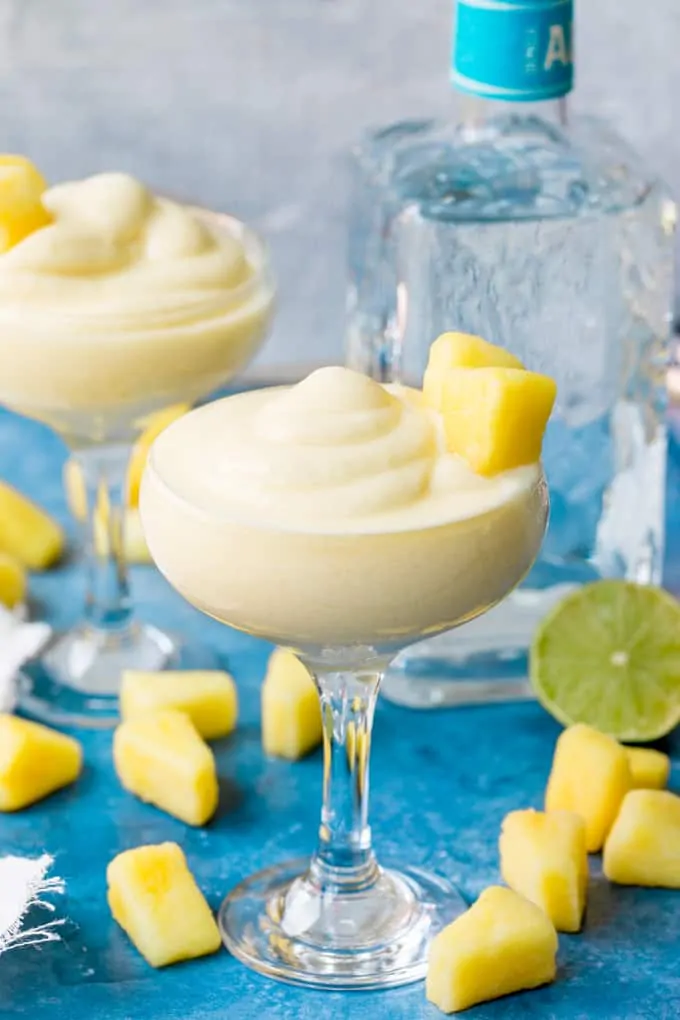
1 405 680 1020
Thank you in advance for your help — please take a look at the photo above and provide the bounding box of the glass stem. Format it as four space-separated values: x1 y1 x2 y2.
74 444 132 632
308 669 382 893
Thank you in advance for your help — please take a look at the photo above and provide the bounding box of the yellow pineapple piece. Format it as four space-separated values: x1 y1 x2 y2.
423 331 523 411
127 403 190 507
121 508 152 564
426 885 558 1014
64 458 112 525
92 488 115 557
63 458 88 521
64 462 152 565
66 399 189 518
625 747 670 791
121 670 238 741
0 553 26 608
262 649 322 760
346 717 369 772
0 714 81 811
442 367 556 476
107 842 220 967
93 507 151 563
113 710 218 826
0 481 63 569
603 789 680 888
0 155 51 253
545 724 631 852
499 809 588 933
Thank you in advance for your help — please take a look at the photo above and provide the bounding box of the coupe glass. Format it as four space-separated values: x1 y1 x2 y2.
0 210 274 727
140 403 549 991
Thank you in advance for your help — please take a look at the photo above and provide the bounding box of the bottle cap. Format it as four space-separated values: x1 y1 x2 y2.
452 0 574 102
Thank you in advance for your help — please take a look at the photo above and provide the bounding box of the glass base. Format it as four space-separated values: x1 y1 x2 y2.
219 857 465 990
18 621 220 728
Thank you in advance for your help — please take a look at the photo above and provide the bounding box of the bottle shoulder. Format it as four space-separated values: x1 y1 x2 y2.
355 113 666 223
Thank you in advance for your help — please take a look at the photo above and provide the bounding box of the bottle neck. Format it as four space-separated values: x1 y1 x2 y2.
456 92 569 136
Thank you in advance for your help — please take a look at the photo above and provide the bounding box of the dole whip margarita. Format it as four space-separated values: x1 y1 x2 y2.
0 168 273 440
142 365 548 650
139 335 555 991
0 156 274 725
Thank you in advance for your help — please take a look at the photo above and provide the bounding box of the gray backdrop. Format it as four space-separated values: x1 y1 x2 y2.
1 0 677 368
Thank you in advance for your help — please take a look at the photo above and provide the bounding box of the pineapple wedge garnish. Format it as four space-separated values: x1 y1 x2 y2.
0 155 51 252
422 331 555 476
442 366 556 476
423 332 523 411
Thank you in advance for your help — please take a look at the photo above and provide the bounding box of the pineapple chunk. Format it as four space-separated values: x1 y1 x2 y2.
64 460 152 564
0 155 51 252
113 710 218 826
603 789 680 888
545 724 631 852
107 842 220 967
93 507 151 563
127 403 189 507
442 367 556 476
262 649 322 760
426 885 558 1014
0 481 63 569
0 553 26 608
346 717 369 772
625 747 670 791
423 332 523 411
63 457 88 521
64 458 110 524
0 714 81 811
65 480 147 564
121 670 238 740
499 809 588 933
64 404 189 518
121 508 152 564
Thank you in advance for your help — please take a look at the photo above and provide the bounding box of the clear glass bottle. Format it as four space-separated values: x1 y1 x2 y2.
346 0 677 708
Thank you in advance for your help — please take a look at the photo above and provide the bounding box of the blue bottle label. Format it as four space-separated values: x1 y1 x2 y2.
452 0 574 102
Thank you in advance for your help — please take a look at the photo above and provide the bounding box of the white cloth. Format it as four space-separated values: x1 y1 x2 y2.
0 607 63 951
0 855 64 952
0 604 51 711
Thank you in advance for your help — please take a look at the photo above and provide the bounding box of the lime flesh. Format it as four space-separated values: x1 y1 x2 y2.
530 581 680 742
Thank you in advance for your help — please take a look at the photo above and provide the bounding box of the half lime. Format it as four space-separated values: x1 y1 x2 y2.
530 580 680 742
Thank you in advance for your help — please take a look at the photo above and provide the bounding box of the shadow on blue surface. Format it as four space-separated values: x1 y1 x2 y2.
0 407 679 1019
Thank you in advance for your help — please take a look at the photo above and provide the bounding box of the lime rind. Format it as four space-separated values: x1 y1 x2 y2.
530 580 680 742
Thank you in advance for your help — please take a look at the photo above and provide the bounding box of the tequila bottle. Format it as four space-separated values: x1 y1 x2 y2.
346 0 676 707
